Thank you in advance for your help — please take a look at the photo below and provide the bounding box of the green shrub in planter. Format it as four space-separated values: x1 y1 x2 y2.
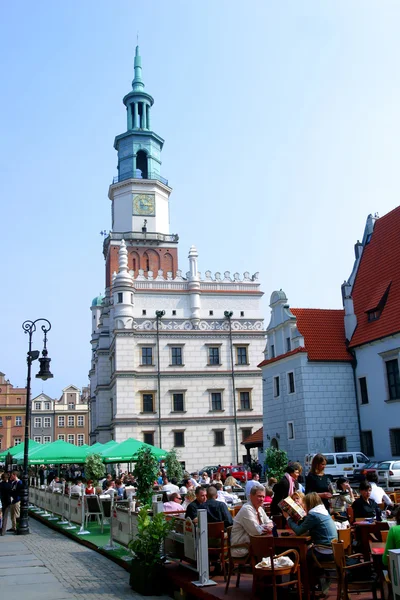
129 506 175 595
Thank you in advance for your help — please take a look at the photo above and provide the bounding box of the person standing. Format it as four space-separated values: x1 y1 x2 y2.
270 462 302 517
305 454 332 510
9 471 23 533
0 473 12 536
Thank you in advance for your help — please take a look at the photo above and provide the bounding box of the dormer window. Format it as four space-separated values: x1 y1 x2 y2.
366 281 391 323
368 310 381 322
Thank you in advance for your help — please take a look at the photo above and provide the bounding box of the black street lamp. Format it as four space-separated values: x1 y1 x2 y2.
18 319 53 535
224 311 239 465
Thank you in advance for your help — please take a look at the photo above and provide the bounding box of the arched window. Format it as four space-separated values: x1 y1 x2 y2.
136 150 148 179
270 438 279 450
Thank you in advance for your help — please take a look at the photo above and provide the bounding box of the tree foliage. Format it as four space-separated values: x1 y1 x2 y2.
133 447 159 506
85 453 105 485
264 447 288 480
164 448 183 481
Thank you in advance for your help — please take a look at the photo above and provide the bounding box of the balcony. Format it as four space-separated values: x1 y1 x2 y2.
112 170 168 186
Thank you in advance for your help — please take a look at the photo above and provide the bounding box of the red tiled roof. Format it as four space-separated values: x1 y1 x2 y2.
258 347 307 368
242 427 263 446
350 206 400 347
291 308 352 362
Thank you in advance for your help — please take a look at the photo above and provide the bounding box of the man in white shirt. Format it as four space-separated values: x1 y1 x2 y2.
245 473 260 499
161 477 180 494
367 473 393 507
214 482 235 504
70 480 84 494
231 483 274 557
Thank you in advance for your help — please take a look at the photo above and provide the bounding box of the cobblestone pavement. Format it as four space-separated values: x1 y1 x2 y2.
0 517 169 600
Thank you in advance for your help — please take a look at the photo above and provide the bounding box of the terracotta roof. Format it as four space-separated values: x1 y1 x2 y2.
291 308 352 361
258 347 307 368
242 427 263 446
350 206 400 347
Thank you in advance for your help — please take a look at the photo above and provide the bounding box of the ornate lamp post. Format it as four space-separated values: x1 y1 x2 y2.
18 319 53 535
224 311 239 464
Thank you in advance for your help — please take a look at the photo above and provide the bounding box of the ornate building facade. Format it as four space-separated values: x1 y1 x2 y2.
89 48 265 470
0 372 26 451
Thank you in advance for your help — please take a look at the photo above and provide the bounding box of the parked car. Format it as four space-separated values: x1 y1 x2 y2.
217 465 252 482
200 465 219 476
377 460 400 488
304 452 369 480
352 461 381 483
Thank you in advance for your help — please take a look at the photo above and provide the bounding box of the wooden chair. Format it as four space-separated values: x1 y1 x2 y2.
338 528 352 555
272 514 284 529
332 539 378 600
381 530 388 543
310 542 337 599
224 526 251 593
249 535 302 600
208 521 227 580
231 505 242 517
346 506 354 524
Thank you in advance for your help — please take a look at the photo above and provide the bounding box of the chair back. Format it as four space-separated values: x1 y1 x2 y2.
272 514 284 529
337 527 351 552
207 521 225 549
85 494 102 515
332 539 346 571
346 506 354 524
249 535 299 576
100 497 112 518
381 530 388 543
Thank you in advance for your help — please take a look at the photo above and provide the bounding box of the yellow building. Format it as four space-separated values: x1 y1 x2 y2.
0 372 26 451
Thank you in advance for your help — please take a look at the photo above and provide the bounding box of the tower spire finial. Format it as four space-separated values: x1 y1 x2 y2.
132 45 144 92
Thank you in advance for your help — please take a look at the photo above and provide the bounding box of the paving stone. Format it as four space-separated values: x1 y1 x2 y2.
0 566 50 576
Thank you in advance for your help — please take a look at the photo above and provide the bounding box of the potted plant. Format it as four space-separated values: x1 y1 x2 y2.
164 448 183 481
84 453 105 487
133 446 159 506
128 506 175 595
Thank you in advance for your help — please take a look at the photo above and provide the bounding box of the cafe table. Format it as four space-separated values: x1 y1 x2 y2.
353 521 389 561
273 529 312 598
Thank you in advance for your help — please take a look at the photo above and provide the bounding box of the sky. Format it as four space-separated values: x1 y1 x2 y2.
1 1 400 398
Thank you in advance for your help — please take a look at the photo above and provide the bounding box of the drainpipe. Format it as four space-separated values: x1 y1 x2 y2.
224 311 239 464
348 347 362 447
155 310 165 448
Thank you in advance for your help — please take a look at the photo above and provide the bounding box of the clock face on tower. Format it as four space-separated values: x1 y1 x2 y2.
133 193 156 216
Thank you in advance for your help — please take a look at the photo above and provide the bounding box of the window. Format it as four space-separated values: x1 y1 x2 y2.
214 430 225 446
236 346 248 365
286 337 291 352
67 434 75 444
58 434 65 441
44 402 50 410
77 416 84 427
241 428 252 441
208 347 220 365
271 344 275 358
174 431 185 447
239 391 251 410
77 434 85 446
34 436 42 443
368 310 381 322
336 453 354 465
274 376 280 398
118 292 123 303
142 309 146 316
34 417 42 428
143 431 154 445
44 417 51 428
0 417 2 427
68 402 75 410
325 454 335 466
240 311 244 317
142 393 154 413
211 392 222 411
14 438 21 446
209 310 214 316
390 429 400 456
287 372 295 394
35 402 41 410
334 439 348 454
171 347 183 366
287 421 295 440
172 310 176 316
141 347 153 366
386 359 400 400
172 393 184 412
58 416 65 427
359 377 369 404
15 416 22 426
43 436 51 444
68 416 75 427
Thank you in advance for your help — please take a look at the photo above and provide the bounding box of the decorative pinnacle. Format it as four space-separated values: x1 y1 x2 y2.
132 45 144 92
118 239 128 273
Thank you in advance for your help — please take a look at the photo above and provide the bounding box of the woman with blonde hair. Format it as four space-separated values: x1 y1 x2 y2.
182 489 196 510
224 475 239 487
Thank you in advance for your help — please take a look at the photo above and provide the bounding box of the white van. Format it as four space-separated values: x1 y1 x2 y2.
304 452 369 480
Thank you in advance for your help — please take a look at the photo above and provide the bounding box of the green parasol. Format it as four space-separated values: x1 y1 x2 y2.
15 439 88 465
100 437 167 463
0 439 42 461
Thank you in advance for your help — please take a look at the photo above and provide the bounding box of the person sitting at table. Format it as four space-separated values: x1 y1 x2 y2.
211 472 222 483
182 489 196 510
214 482 235 504
245 473 260 498
85 480 95 495
331 477 355 517
352 480 381 520
268 477 278 488
291 491 305 509
163 492 185 512
200 471 211 485
231 483 274 557
366 472 394 508
282 492 337 565
383 507 400 566
225 474 239 487
264 487 274 504
270 462 302 517
206 486 233 529
179 478 194 494
185 486 207 521
305 454 332 510
162 476 179 494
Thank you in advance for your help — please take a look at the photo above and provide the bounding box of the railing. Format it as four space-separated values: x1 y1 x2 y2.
112 170 168 186
107 231 179 243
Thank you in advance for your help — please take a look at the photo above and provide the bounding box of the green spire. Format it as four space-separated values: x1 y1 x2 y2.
132 46 144 92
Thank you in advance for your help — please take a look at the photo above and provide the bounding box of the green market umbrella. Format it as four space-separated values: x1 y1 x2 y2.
0 439 42 461
84 442 105 455
100 437 167 463
17 439 88 465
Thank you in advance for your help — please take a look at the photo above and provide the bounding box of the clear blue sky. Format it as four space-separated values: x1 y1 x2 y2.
1 1 400 397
